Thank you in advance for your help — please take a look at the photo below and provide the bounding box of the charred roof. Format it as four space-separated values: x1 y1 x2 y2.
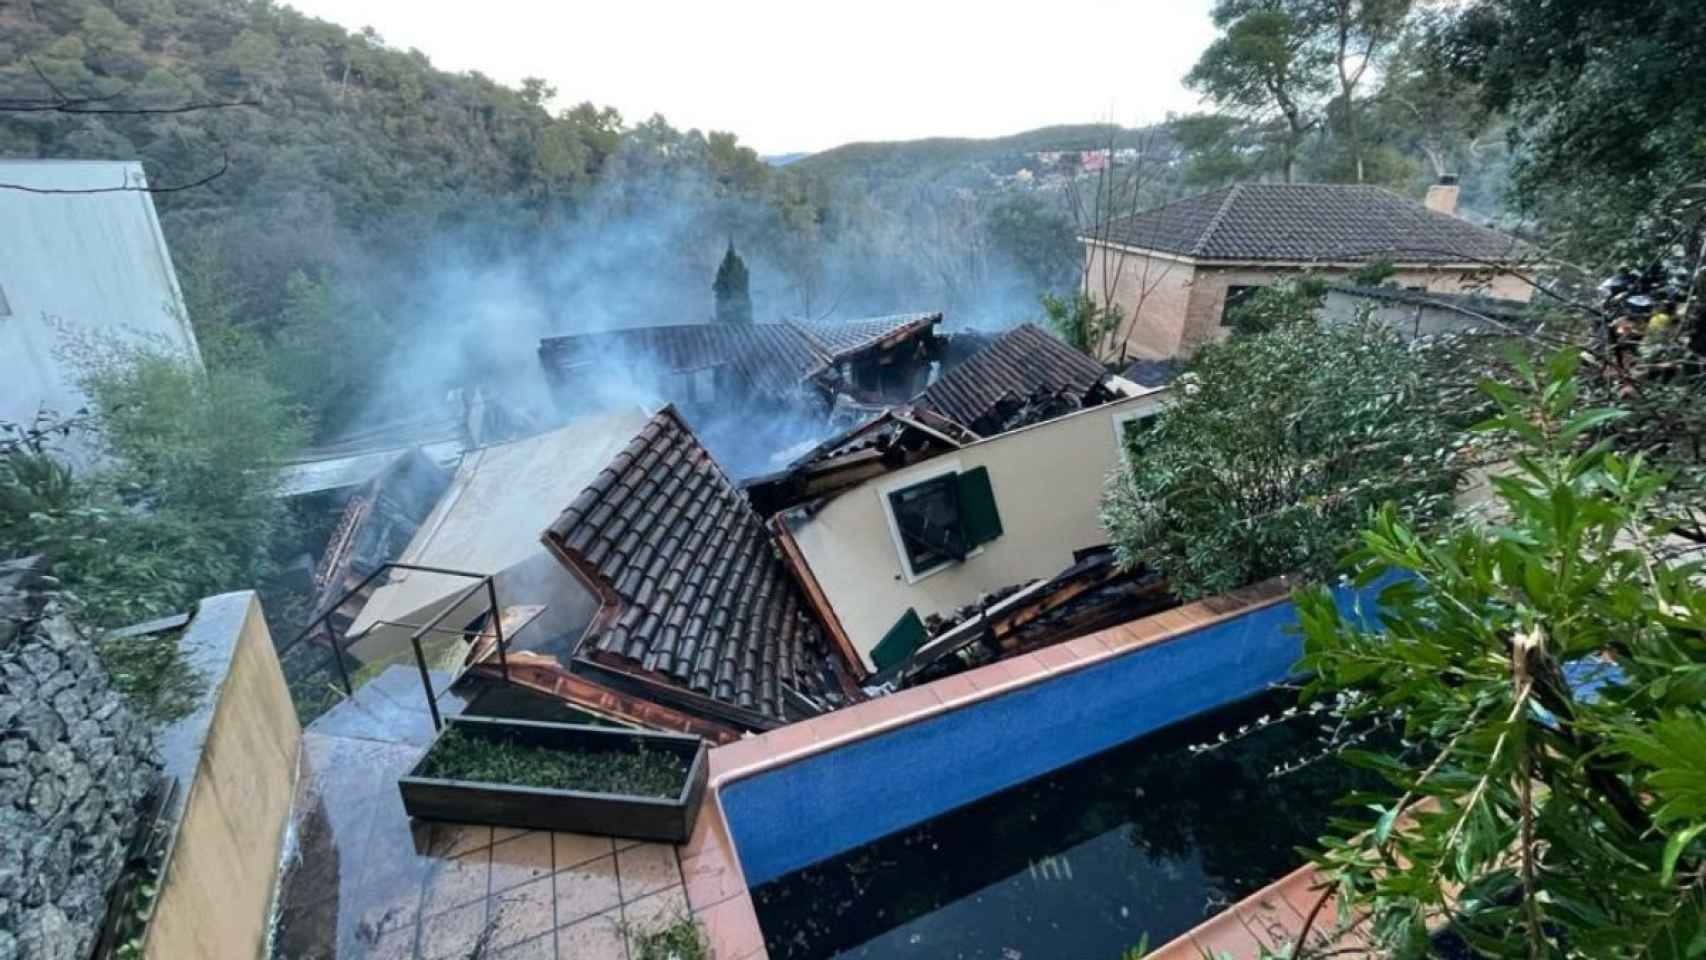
541 407 845 725
914 323 1114 437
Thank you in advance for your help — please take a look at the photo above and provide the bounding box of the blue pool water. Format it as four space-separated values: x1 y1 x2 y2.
749 690 1373 959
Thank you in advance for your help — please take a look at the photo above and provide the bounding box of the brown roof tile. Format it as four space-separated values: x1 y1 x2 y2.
1082 183 1531 264
914 323 1109 435
541 407 838 721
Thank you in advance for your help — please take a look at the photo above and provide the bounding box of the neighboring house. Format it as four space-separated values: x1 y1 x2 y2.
0 160 201 447
1079 181 1536 360
1321 283 1534 339
769 389 1171 677
913 323 1129 437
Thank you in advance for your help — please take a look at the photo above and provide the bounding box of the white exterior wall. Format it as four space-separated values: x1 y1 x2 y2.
0 161 200 439
789 391 1170 669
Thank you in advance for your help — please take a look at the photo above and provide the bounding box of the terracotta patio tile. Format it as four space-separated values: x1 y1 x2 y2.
1189 912 1273 960
418 898 489 960
961 659 1018 693
1033 642 1084 671
552 832 614 872
488 874 557 951
799 704 872 744
1235 893 1308 950
922 671 980 707
680 844 744 911
874 683 941 722
493 827 533 844
697 892 765 960
757 719 819 756
556 909 628 960
679 798 728 861
427 822 492 858
707 736 773 777
554 853 622 928
421 846 491 915
495 930 557 960
617 843 682 902
621 885 691 953
490 831 555 892
1003 652 1054 681
1065 632 1118 662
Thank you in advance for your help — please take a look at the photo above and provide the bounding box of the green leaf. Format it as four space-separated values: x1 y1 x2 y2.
1663 823 1706 886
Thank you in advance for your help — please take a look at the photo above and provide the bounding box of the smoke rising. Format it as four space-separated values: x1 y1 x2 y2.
330 161 1054 477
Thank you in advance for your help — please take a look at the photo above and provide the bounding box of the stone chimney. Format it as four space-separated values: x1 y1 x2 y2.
1425 174 1461 216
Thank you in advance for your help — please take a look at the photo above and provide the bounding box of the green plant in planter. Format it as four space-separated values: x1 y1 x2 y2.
417 728 688 798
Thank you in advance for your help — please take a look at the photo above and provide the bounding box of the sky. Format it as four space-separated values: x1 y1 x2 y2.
282 0 1219 155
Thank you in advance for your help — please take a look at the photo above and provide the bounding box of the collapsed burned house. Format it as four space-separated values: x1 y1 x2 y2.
914 323 1127 437
536 312 946 413
306 448 450 639
742 405 978 515
764 387 1171 682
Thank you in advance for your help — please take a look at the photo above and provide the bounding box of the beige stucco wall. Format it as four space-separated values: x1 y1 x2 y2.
790 392 1170 668
1085 239 1537 360
145 592 300 960
1083 243 1197 361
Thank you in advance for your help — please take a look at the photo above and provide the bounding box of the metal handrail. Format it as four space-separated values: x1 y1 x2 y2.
279 562 514 720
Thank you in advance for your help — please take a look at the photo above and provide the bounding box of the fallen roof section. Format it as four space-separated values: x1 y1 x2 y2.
348 411 650 642
914 323 1120 436
541 406 850 730
743 405 976 516
535 312 944 402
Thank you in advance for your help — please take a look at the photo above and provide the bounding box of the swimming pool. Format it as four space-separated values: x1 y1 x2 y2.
749 688 1370 958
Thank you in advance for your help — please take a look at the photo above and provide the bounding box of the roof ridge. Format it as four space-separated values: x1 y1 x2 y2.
1191 183 1244 258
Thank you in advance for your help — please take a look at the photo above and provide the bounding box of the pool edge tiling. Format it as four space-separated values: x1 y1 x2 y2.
686 575 1382 959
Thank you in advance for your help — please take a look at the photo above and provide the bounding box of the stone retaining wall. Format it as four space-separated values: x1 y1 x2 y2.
0 558 159 960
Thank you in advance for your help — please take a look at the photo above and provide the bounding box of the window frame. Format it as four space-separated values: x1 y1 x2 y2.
877 459 983 584
1111 405 1160 466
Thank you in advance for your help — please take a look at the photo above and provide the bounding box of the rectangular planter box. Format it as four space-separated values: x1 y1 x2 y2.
399 716 708 844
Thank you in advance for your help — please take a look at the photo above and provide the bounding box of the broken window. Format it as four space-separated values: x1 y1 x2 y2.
1222 285 1263 322
887 467 1004 578
1119 410 1160 460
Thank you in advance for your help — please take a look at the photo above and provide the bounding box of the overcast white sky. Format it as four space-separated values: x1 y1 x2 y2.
283 0 1219 155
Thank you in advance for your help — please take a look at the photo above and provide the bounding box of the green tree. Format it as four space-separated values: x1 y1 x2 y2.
1316 0 1411 183
1436 0 1706 261
1186 2 1331 183
1101 312 1460 599
1294 350 1706 958
713 240 752 324
1041 291 1120 357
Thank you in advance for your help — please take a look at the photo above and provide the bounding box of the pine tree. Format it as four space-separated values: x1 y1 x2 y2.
713 241 752 324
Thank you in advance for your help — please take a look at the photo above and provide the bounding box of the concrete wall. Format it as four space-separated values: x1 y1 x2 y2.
145 593 300 960
0 161 200 452
788 392 1169 668
1085 239 1536 360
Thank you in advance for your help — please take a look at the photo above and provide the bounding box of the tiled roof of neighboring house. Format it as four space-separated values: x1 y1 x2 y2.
914 323 1111 435
1082 183 1531 264
541 407 838 721
1329 284 1534 323
536 313 944 400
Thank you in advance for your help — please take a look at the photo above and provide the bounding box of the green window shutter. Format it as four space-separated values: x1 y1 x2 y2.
871 608 926 672
955 466 1003 546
